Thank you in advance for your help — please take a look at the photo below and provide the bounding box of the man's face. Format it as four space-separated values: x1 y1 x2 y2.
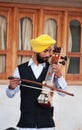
36 47 52 63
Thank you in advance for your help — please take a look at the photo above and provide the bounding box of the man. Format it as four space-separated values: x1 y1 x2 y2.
6 34 67 130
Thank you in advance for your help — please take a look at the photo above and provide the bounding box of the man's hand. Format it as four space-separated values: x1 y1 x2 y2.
9 77 20 90
52 64 62 78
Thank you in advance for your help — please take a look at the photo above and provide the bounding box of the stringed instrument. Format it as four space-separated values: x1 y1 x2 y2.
37 46 67 107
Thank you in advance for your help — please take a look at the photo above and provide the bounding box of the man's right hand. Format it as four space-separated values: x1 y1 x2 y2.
9 77 20 90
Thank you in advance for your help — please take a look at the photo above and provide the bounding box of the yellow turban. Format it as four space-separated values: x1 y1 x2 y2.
30 34 56 52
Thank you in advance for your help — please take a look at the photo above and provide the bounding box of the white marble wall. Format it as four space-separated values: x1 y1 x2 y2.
0 85 82 130
0 85 20 130
54 86 82 130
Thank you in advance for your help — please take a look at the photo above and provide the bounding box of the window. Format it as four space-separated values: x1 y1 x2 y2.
66 13 82 84
0 16 7 73
67 20 81 74
18 17 33 64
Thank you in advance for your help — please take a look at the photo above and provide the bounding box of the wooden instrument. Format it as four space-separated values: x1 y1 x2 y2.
37 47 67 107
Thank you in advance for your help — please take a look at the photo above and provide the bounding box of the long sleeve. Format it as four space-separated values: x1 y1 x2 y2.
6 86 19 98
6 67 20 98
55 76 67 96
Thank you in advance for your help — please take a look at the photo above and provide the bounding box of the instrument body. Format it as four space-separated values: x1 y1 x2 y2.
37 47 67 107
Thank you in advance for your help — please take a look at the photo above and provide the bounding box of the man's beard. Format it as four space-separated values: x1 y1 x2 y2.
36 53 49 63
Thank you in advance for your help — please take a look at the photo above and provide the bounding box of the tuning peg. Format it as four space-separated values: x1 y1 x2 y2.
59 61 65 65
53 47 61 53
60 56 67 61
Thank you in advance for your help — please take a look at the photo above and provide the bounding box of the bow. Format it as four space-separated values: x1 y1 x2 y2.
8 76 74 96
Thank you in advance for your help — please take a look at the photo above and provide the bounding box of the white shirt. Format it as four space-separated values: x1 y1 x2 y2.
6 58 67 98
6 58 67 130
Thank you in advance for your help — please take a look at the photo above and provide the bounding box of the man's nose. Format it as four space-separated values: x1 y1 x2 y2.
46 51 51 57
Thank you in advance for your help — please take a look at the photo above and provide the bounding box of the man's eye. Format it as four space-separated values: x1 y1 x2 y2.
44 49 51 53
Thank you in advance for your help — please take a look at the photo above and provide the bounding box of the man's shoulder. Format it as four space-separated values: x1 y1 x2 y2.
18 61 29 68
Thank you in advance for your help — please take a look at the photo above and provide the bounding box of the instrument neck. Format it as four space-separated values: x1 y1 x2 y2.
45 65 55 85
